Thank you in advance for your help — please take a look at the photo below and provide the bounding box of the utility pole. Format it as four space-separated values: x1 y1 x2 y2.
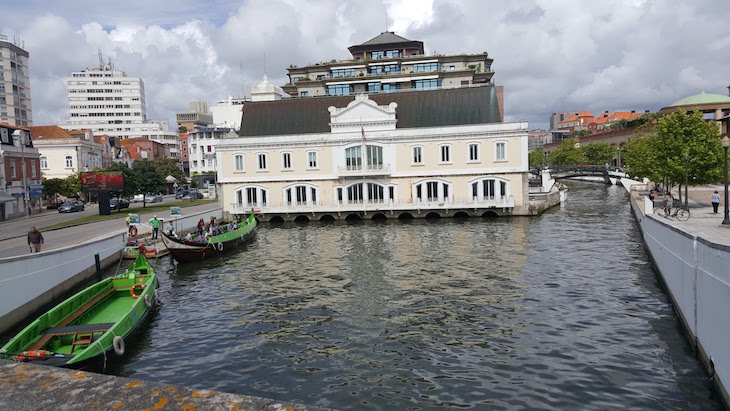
13 130 29 217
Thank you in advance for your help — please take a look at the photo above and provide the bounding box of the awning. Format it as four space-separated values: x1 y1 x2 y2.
0 191 16 202
29 190 43 198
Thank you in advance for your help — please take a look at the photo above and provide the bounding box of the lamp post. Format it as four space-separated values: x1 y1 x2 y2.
684 152 689 208
722 135 730 225
12 130 29 217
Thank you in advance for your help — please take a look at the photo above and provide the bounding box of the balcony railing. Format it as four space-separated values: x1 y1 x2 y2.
336 164 391 177
229 195 515 215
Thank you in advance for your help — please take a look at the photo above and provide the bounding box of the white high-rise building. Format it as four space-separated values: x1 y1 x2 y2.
61 63 179 157
0 34 32 127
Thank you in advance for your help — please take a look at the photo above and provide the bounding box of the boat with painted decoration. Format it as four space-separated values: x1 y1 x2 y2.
161 213 256 263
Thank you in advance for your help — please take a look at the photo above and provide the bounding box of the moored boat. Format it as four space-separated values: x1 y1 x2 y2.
0 254 159 369
161 213 256 262
123 242 169 259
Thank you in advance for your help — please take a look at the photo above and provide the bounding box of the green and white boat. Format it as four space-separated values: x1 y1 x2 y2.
0 254 159 369
161 213 257 262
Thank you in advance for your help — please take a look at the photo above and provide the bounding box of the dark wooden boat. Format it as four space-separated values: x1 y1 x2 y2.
160 213 256 262
0 254 158 369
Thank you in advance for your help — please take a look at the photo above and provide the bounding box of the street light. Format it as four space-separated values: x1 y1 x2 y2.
12 130 29 217
722 135 730 225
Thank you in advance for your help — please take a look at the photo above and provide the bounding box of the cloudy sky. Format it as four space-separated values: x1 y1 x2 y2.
4 0 729 129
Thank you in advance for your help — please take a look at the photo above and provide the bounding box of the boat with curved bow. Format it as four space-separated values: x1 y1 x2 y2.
161 213 257 262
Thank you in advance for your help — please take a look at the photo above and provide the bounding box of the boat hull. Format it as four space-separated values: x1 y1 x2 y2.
0 255 158 369
161 214 257 263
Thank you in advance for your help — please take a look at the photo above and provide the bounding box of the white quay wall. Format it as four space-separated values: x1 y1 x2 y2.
623 180 730 406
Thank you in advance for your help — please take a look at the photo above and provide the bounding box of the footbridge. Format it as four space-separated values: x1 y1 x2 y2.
530 165 628 185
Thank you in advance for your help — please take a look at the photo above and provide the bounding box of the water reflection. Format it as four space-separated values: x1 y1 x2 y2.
102 183 720 410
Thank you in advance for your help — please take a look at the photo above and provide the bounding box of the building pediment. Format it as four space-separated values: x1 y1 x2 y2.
328 94 397 134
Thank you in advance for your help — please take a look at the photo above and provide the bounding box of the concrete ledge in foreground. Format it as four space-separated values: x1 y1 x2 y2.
0 361 335 411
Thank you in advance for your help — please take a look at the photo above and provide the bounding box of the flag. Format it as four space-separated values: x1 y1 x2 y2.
361 126 366 142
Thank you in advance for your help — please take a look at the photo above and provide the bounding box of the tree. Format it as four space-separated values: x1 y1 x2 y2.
178 125 187 133
154 158 186 184
529 148 545 167
548 138 585 166
581 142 616 166
623 133 656 180
134 160 166 195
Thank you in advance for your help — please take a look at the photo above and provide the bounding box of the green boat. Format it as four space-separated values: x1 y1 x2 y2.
161 213 257 262
0 254 159 369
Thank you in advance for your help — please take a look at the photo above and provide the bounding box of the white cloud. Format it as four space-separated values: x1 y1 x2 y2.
2 0 728 129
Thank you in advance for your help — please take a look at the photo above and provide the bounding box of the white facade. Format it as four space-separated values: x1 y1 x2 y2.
0 34 32 127
31 129 105 179
210 96 247 130
188 127 238 175
217 94 530 219
61 66 179 157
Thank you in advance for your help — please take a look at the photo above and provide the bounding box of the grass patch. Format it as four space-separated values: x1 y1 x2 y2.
40 199 217 231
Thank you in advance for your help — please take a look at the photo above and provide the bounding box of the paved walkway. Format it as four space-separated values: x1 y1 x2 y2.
0 203 221 259
637 184 729 247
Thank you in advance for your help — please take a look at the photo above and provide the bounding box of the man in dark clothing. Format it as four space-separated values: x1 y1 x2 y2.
27 226 44 253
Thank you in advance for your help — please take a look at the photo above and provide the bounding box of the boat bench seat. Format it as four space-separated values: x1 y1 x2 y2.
41 323 115 336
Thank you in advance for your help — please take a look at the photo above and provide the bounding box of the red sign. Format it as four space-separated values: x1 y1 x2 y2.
81 172 124 192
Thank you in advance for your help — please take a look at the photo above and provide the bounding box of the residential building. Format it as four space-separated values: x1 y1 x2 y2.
179 132 190 175
93 134 114 168
528 129 550 152
282 31 499 120
188 126 238 187
118 137 166 162
176 101 213 132
61 60 179 156
216 85 530 221
0 34 32 127
28 126 104 179
210 96 249 130
549 112 579 131
0 123 40 220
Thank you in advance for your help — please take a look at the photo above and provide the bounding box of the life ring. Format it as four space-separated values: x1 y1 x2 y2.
130 226 138 237
144 293 152 308
130 283 145 299
113 336 125 356
216 242 223 251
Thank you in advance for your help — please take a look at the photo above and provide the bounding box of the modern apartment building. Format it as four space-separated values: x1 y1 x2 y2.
210 96 248 130
61 62 179 157
176 101 213 132
282 32 496 105
0 34 32 127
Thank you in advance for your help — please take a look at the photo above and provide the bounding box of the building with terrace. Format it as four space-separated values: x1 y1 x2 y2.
282 31 500 120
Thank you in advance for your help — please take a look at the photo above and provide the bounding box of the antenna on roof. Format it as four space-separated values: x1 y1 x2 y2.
240 62 244 99
264 52 267 76
385 8 388 32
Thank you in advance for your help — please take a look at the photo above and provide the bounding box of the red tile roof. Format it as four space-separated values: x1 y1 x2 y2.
28 125 75 139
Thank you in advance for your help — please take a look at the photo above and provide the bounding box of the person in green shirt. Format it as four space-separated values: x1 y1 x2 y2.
150 215 161 240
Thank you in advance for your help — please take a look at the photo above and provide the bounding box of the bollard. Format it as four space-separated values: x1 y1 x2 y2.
94 251 101 282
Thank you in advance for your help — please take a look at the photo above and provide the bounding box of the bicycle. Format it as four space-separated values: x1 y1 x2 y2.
654 205 690 221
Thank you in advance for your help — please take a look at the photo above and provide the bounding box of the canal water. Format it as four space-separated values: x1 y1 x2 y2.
107 182 721 410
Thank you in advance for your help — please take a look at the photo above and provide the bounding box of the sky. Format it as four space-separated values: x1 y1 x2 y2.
3 0 729 130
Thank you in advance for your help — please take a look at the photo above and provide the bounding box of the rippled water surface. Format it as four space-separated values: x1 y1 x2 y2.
108 183 721 410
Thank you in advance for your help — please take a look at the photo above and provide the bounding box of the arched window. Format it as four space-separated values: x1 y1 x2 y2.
283 183 318 206
469 177 509 201
235 185 269 207
413 179 452 203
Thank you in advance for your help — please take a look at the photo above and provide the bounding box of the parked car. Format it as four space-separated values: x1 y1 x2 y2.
175 189 189 199
144 193 163 203
58 200 85 213
109 198 130 210
132 194 144 202
183 189 204 200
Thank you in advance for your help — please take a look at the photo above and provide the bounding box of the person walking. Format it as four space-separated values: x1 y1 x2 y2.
150 215 161 240
27 226 44 253
711 190 720 214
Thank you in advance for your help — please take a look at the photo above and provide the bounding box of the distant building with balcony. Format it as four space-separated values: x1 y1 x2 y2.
282 31 501 120
0 123 40 219
0 34 32 127
216 85 529 221
188 126 238 188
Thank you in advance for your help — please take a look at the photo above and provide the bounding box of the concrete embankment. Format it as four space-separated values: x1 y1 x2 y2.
0 207 222 335
623 180 730 408
0 362 333 411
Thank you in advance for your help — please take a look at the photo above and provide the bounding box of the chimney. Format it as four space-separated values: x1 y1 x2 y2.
631 110 635 114
645 110 650 113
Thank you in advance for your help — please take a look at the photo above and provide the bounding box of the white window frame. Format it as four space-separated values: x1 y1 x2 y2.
281 151 292 170
234 154 244 172
40 156 48 169
494 141 506 161
411 145 423 165
439 144 451 164
307 150 318 169
235 185 269 207
65 155 73 168
257 152 268 171
467 142 480 163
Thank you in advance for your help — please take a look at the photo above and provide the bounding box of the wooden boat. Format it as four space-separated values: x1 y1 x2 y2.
161 213 256 262
0 254 159 369
123 241 169 259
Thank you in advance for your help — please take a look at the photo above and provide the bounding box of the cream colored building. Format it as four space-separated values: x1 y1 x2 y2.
28 126 104 179
217 89 529 221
